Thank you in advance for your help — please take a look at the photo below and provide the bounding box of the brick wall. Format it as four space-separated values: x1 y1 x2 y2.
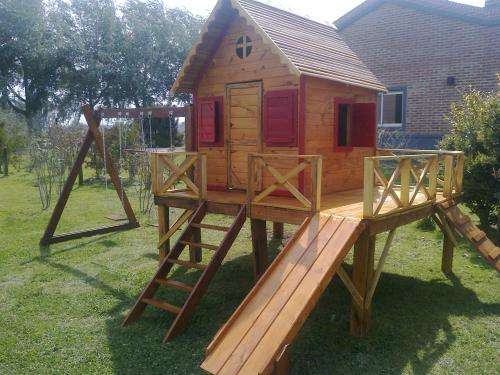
338 2 500 146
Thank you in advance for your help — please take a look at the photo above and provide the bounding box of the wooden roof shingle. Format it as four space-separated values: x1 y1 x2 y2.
171 0 386 93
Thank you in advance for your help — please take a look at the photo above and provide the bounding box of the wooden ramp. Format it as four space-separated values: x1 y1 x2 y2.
201 214 364 375
439 202 499 272
123 202 247 342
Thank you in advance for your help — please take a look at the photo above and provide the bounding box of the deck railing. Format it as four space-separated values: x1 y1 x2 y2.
150 151 207 200
247 153 322 213
363 149 464 218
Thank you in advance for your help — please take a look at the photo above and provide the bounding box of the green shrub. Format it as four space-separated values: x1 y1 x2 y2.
416 217 436 231
440 88 499 232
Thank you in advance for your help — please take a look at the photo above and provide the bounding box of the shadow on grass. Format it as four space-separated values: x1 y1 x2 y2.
33 238 500 374
109 258 498 373
24 234 118 265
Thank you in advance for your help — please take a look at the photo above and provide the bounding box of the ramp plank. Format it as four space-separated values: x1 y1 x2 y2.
201 214 364 374
239 219 364 374
202 214 330 373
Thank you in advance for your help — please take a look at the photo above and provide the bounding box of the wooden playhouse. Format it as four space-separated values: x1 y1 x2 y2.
122 0 499 374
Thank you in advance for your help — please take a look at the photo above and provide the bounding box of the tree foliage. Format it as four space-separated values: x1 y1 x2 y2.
0 0 73 131
0 108 28 169
440 88 500 232
0 0 203 127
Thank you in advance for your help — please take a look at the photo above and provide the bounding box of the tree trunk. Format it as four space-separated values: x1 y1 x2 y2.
78 168 83 186
2 147 8 175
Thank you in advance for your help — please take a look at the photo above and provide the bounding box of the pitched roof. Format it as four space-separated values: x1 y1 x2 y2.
171 0 386 94
335 0 500 30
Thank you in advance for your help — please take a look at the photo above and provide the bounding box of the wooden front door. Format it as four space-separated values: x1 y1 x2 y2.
226 82 262 189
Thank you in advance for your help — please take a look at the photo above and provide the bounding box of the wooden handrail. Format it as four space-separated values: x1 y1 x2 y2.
363 150 463 218
150 151 207 200
247 153 322 213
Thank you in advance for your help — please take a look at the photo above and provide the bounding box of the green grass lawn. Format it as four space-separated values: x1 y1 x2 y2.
0 168 499 374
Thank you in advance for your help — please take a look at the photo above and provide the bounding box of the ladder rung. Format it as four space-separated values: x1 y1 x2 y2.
168 258 207 270
488 247 500 260
190 223 230 232
456 216 470 225
142 298 181 314
471 230 486 242
155 278 193 292
180 240 218 251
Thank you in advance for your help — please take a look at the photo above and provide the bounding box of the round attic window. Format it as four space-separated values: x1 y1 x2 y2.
236 35 252 59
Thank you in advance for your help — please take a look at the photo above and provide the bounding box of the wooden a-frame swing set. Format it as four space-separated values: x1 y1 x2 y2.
40 104 188 246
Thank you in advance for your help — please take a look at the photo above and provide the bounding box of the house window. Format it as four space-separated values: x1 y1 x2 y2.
236 36 252 59
337 103 351 147
197 96 224 146
334 98 376 151
379 89 405 127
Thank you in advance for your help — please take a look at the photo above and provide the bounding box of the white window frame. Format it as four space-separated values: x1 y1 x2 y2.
379 90 404 128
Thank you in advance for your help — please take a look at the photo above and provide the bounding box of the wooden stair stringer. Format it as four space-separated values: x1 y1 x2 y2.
439 202 499 272
164 205 247 342
201 213 365 375
122 202 207 326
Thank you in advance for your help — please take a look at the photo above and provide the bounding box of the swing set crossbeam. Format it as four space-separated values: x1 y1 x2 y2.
96 106 188 119
40 105 140 246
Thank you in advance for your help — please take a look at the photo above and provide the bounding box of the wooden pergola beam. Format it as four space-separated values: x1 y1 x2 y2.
96 106 187 119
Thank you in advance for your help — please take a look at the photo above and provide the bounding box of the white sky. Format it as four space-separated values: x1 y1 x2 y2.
161 0 485 25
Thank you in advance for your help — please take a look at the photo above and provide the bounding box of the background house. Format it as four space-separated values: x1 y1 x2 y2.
335 0 500 148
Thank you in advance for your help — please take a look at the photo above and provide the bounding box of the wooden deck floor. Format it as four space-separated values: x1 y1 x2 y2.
159 187 448 220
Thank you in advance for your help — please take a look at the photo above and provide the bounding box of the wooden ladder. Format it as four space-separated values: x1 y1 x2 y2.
438 201 499 272
123 202 247 342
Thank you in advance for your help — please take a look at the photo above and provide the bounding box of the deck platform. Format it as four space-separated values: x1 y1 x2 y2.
155 187 452 234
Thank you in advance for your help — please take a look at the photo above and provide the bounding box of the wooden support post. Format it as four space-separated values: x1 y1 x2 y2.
273 222 284 239
251 218 268 280
455 153 464 193
190 226 202 263
443 155 453 197
198 153 207 200
428 156 438 198
311 156 322 212
400 158 410 207
350 231 376 337
363 158 375 218
157 205 170 261
442 230 454 275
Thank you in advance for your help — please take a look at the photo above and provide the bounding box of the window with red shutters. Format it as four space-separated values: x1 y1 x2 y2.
352 102 376 147
333 98 354 152
197 96 223 146
333 98 376 151
263 89 297 146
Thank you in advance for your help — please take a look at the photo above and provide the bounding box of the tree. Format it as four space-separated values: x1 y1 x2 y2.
118 0 202 107
440 88 499 237
0 0 73 132
0 108 28 171
57 0 124 117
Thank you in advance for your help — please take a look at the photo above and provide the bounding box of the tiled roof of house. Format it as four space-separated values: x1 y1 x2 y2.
171 0 386 93
335 0 500 29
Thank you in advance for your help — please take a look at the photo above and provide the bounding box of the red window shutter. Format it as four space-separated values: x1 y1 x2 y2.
197 96 223 146
352 102 376 147
264 89 297 146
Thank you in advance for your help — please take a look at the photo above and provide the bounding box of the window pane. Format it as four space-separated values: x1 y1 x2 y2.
382 92 403 125
338 104 350 146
